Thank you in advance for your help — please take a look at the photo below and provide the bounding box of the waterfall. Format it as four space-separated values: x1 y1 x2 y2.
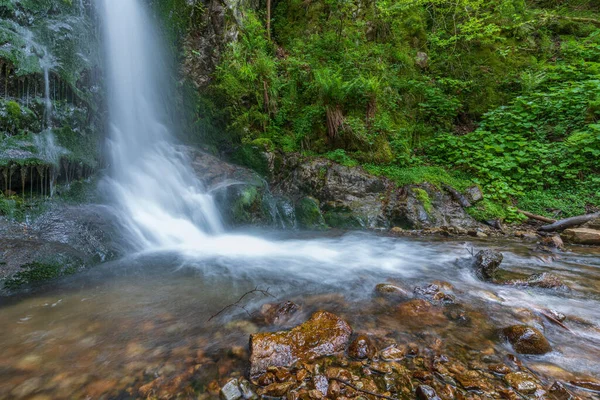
99 0 223 249
42 63 52 128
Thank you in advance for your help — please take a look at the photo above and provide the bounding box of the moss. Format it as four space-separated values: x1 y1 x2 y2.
365 165 473 191
230 144 270 177
466 199 526 223
295 197 327 230
322 208 363 229
3 258 82 290
412 187 432 214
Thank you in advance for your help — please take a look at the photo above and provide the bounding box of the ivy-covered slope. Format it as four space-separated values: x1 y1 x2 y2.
177 0 600 222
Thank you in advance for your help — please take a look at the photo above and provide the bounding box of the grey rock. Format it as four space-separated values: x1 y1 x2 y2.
221 379 243 400
466 186 483 202
472 250 503 281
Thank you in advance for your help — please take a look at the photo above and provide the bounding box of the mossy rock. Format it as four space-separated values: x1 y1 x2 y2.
230 144 270 178
295 196 327 230
323 206 364 229
412 187 432 214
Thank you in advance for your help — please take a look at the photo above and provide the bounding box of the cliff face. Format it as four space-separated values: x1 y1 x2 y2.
0 0 102 199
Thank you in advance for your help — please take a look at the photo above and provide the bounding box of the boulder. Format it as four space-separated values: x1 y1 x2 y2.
466 186 484 203
415 385 441 400
249 311 352 376
257 301 300 326
472 250 503 281
502 325 552 355
561 228 600 245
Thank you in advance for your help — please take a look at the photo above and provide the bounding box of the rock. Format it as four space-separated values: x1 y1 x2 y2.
348 334 376 360
542 235 565 250
504 372 538 394
271 154 482 230
415 385 441 400
525 273 568 290
375 283 412 299
220 379 242 400
488 364 511 375
312 375 328 397
456 370 492 391
548 381 579 400
466 186 483 203
472 250 503 281
583 217 600 230
396 299 446 326
561 228 600 245
249 311 352 376
295 197 327 230
258 301 300 325
569 380 600 392
238 379 258 400
415 52 429 69
259 382 294 397
380 345 406 361
502 325 552 354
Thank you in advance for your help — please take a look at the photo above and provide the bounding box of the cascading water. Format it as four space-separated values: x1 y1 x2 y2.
99 0 223 249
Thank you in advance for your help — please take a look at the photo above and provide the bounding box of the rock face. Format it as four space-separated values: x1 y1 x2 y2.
561 228 600 245
472 250 503 281
270 153 482 230
183 146 293 227
502 325 552 355
249 311 352 376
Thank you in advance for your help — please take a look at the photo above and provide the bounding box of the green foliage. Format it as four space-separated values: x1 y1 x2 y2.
412 188 432 214
3 260 80 290
183 0 600 222
466 199 526 223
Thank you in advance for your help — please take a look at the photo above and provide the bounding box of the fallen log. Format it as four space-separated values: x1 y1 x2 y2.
443 184 471 208
518 209 556 224
539 212 600 232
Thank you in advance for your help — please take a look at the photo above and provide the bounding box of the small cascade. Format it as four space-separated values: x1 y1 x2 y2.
43 64 52 128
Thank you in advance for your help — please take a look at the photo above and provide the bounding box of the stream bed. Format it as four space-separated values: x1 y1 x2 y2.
0 232 599 399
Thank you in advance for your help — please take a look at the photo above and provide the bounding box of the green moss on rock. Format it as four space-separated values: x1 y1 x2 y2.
295 196 326 230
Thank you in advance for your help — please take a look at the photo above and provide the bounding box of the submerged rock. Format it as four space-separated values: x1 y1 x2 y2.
257 301 300 326
374 283 412 299
502 325 552 355
416 384 442 400
249 311 352 376
504 372 539 394
472 250 503 281
549 381 579 400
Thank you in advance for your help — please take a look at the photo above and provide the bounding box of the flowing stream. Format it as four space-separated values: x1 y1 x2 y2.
0 0 599 398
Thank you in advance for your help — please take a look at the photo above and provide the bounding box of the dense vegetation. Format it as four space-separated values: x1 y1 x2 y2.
179 0 600 222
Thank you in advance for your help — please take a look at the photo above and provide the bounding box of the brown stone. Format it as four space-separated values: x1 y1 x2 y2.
396 299 446 325
380 345 406 361
456 370 491 391
249 311 352 376
375 283 412 299
502 325 552 355
561 228 600 245
258 301 300 325
504 372 538 394
348 334 376 360
488 363 511 375
542 235 565 250
549 381 580 400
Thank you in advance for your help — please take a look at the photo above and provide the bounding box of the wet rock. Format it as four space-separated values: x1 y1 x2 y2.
569 380 600 392
380 345 406 361
525 273 568 290
456 370 492 391
395 299 446 326
504 372 538 394
238 379 258 399
249 311 352 376
221 379 242 400
414 284 455 304
348 334 376 360
375 283 412 299
312 375 328 397
259 382 294 397
561 228 600 245
488 363 511 375
258 301 300 326
415 385 441 400
549 381 580 400
541 235 565 250
295 197 327 230
502 325 552 355
472 250 503 281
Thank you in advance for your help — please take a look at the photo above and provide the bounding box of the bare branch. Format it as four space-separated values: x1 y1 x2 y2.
208 287 275 322
330 377 397 400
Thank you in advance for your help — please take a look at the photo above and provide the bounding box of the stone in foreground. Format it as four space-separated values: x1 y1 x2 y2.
472 250 503 281
561 228 600 245
502 325 552 355
249 311 352 376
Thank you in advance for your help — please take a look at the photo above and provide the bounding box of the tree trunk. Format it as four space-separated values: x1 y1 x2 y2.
266 0 271 40
443 184 471 208
326 105 344 139
539 212 600 232
518 210 556 224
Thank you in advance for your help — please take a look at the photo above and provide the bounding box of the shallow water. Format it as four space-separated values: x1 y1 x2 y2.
0 232 599 399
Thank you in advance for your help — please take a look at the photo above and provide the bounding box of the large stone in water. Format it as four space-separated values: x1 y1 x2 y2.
502 325 552 354
561 228 600 245
249 311 352 376
472 250 503 281
220 379 242 400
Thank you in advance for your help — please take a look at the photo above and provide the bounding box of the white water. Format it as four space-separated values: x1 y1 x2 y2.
100 0 222 249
